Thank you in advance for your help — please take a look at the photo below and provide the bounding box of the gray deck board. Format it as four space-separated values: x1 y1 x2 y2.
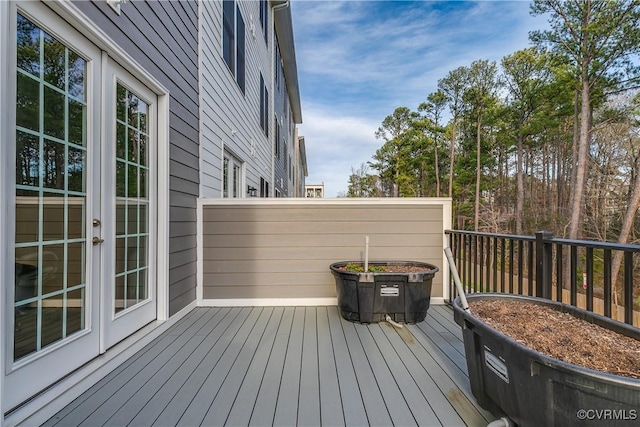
273 306 305 426
425 309 467 356
430 305 465 340
249 307 295 427
47 308 220 427
316 307 345 427
341 320 393 426
177 307 263 426
326 306 368 427
201 307 275 426
43 308 212 427
369 323 440 425
415 318 469 374
104 308 234 426
298 307 321 426
355 323 417 426
128 307 238 426
153 307 253 426
378 319 467 426
45 305 496 427
225 307 284 426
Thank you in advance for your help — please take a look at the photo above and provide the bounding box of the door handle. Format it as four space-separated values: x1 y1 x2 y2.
92 236 105 245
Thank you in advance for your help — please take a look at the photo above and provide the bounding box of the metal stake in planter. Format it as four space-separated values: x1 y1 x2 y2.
444 247 469 311
364 236 369 272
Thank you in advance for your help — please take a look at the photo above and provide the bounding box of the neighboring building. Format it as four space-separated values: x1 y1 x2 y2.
199 0 302 199
294 134 308 197
306 183 325 198
0 0 303 423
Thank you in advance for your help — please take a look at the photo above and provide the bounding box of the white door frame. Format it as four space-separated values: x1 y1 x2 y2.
0 0 12 423
101 57 159 351
3 0 103 410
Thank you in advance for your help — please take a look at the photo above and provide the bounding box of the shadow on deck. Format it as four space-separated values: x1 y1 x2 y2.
43 305 494 426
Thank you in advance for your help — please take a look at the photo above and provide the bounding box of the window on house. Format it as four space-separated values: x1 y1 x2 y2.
222 1 245 94
223 157 229 197
236 7 245 93
260 177 269 197
275 116 280 159
222 152 243 198
275 43 281 91
222 0 234 74
259 74 268 137
259 0 268 42
283 138 288 162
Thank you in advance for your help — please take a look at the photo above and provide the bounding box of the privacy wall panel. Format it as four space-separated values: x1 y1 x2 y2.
200 200 451 300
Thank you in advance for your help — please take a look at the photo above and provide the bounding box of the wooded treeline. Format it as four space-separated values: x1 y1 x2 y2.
346 0 640 245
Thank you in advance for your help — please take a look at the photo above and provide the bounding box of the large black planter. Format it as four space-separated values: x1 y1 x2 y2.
330 261 438 324
453 293 640 427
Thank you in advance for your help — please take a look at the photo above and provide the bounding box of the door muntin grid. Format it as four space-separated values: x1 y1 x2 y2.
114 83 149 314
14 13 88 361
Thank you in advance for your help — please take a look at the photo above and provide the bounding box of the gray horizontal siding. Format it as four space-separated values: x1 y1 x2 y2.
201 201 448 300
72 0 200 315
199 0 273 197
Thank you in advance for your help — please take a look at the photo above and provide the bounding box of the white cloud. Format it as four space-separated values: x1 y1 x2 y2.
298 103 381 197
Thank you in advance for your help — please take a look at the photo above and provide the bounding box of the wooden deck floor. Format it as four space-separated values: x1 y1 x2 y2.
43 305 494 426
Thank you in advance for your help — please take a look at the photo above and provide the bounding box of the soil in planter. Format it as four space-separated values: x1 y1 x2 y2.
469 300 640 379
337 264 430 273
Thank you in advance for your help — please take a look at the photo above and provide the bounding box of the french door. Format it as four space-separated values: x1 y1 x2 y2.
5 1 157 410
101 60 158 350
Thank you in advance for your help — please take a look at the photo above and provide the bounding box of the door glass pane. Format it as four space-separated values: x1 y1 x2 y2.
233 164 240 198
14 14 88 361
223 157 229 198
114 83 149 314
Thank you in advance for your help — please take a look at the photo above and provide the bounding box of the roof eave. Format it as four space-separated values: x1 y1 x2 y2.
272 1 302 124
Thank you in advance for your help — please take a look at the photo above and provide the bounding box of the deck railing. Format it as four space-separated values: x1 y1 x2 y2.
445 230 640 326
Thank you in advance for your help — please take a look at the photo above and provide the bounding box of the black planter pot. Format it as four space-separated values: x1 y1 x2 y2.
453 293 640 427
330 261 439 324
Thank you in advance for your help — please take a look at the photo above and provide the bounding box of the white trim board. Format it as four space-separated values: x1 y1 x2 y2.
199 197 454 206
0 1 12 422
196 199 204 301
198 297 448 308
199 298 338 307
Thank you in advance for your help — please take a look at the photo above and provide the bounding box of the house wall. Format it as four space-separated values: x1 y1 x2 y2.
199 199 452 302
293 134 307 197
199 0 302 200
72 0 200 315
272 39 294 196
199 0 273 198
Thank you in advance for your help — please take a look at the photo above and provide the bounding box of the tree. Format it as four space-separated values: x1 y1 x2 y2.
439 67 469 198
604 94 640 304
418 91 448 197
371 107 418 197
531 0 640 240
463 59 501 231
501 47 553 234
346 163 382 197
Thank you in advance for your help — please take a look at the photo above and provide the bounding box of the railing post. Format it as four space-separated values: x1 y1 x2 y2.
535 231 553 299
624 251 634 325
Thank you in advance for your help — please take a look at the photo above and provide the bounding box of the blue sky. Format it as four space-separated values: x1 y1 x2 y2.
291 0 548 197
